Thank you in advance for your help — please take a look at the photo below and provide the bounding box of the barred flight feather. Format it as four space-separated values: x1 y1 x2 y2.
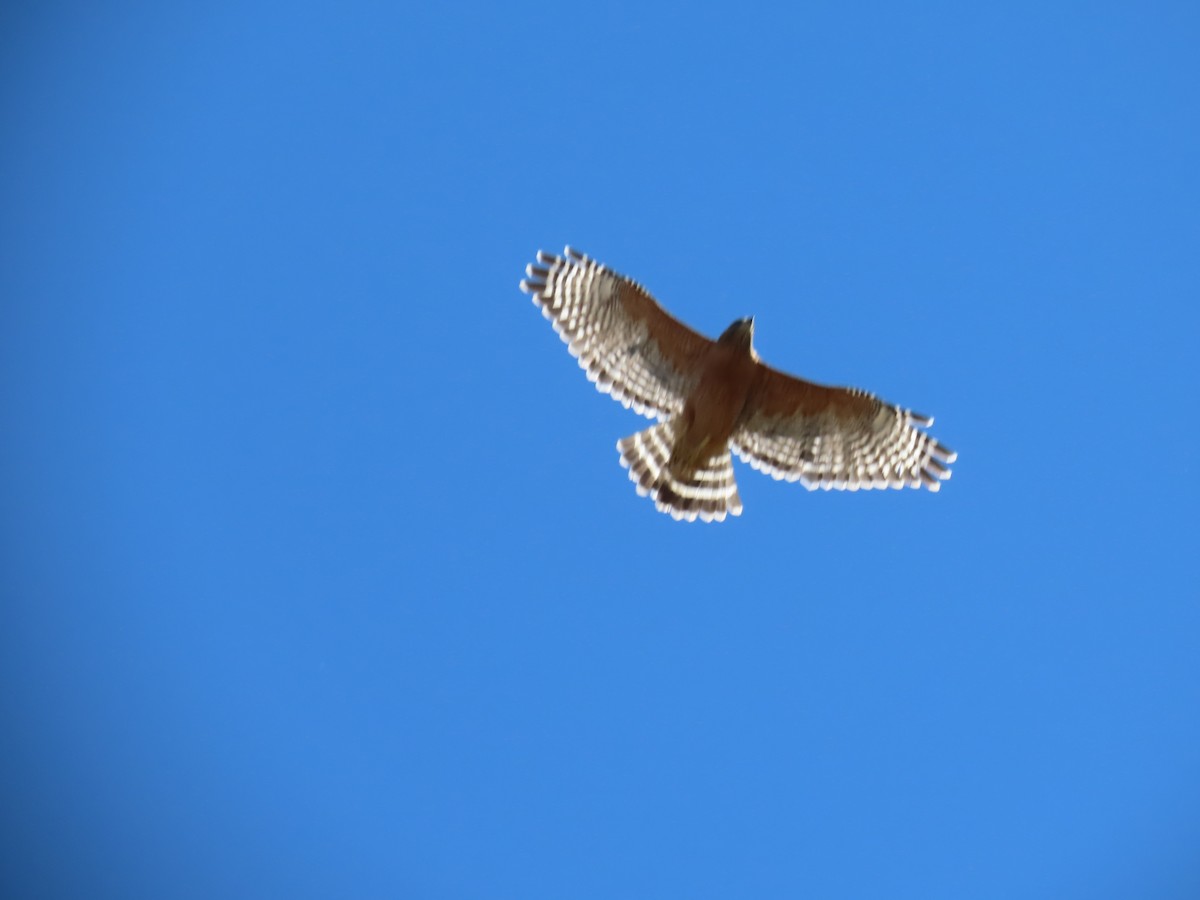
519 247 712 420
618 421 743 523
732 402 956 493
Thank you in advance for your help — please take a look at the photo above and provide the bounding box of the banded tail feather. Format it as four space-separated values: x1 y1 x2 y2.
617 420 743 523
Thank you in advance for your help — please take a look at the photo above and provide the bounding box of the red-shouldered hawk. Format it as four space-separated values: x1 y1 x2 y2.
520 247 957 522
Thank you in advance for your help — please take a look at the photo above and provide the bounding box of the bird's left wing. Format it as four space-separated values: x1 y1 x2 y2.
732 365 956 491
520 247 715 419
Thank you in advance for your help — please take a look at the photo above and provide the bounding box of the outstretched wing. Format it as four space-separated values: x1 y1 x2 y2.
520 247 715 420
733 365 957 491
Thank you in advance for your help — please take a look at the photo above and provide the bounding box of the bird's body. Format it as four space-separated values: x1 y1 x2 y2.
676 324 757 463
521 247 956 522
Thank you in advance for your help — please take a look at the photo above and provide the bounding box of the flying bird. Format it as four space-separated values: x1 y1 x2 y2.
520 247 956 522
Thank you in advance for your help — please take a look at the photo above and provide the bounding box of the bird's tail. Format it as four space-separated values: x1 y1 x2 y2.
617 420 743 523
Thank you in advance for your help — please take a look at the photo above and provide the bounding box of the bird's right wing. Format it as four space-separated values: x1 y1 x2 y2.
520 247 715 420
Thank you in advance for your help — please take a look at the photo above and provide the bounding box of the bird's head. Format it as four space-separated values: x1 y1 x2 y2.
718 316 757 356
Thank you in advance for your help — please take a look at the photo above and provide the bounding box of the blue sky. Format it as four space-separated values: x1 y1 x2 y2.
2 2 1198 897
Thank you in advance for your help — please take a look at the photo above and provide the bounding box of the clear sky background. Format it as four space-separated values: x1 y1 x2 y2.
2 2 1198 898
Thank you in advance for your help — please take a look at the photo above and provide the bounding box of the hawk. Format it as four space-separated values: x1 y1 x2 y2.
520 247 956 522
